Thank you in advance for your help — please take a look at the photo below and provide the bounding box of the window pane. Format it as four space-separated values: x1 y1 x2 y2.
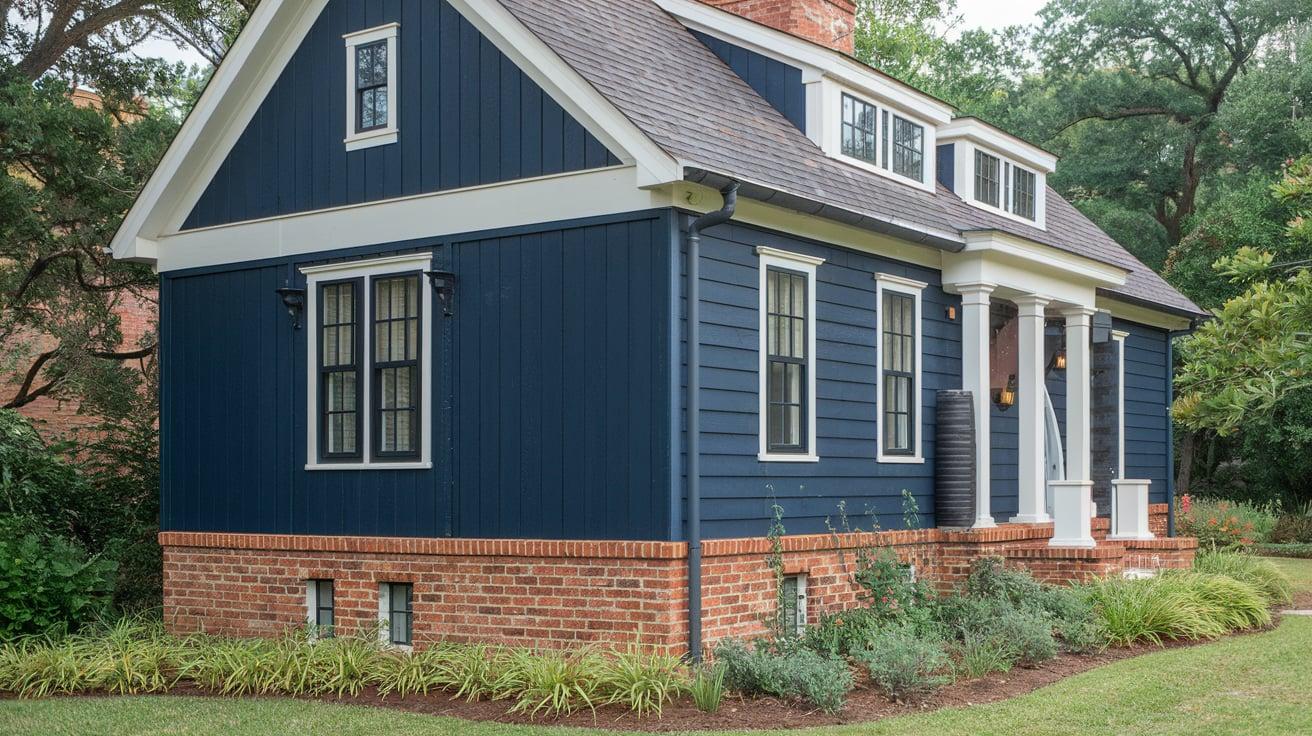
1013 167 1036 220
892 116 923 181
974 151 1001 207
840 94 877 164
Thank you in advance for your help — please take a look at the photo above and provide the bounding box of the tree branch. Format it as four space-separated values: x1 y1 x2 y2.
5 350 59 409
1055 106 1188 136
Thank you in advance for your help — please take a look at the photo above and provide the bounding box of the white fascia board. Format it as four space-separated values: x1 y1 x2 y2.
938 119 1057 173
447 0 679 188
960 230 1127 288
156 166 671 272
111 0 329 263
1094 296 1197 331
655 0 954 125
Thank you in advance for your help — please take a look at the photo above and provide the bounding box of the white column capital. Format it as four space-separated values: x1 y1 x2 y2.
1060 305 1097 322
1014 294 1051 315
1111 329 1130 341
955 281 997 304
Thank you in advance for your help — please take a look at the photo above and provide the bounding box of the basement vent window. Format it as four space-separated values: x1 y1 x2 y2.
307 579 335 639
379 582 414 647
781 574 807 636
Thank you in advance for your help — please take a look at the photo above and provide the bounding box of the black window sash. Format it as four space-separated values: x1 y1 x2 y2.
881 291 917 455
355 40 388 133
891 115 923 181
314 580 335 637
388 583 413 646
840 93 878 164
974 150 1001 207
318 278 363 462
370 272 422 461
765 267 809 453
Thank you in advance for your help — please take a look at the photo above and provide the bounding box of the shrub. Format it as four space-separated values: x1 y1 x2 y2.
1177 497 1277 550
689 663 727 714
595 644 688 717
965 556 1046 607
1270 515 1312 544
951 630 1015 679
850 625 949 700
851 547 933 623
934 595 1057 667
1255 542 1312 558
0 523 117 639
1193 550 1293 606
715 638 852 713
1035 585 1106 654
799 607 888 656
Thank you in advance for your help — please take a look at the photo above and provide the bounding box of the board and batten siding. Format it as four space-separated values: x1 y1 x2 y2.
682 220 962 539
159 211 672 540
182 0 620 231
1116 319 1171 504
690 31 807 134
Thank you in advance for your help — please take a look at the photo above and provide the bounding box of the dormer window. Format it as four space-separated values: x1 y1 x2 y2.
1012 166 1036 220
343 24 399 151
974 150 1002 207
832 90 933 189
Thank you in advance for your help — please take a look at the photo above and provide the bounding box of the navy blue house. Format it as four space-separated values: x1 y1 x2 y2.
113 0 1207 652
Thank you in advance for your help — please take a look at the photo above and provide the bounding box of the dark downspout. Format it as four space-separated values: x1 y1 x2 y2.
1165 320 1200 537
686 182 738 663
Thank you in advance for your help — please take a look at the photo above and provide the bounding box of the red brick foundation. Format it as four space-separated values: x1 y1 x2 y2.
161 513 1195 654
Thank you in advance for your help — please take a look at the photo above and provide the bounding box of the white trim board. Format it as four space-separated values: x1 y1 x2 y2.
343 23 400 151
756 246 823 463
301 252 434 472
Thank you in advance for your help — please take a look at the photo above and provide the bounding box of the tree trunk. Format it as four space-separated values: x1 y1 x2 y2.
1176 429 1197 495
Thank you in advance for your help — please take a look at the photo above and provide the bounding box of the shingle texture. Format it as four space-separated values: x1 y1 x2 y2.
497 0 1204 316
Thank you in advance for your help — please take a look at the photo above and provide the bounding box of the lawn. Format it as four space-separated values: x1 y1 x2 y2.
2 558 1310 736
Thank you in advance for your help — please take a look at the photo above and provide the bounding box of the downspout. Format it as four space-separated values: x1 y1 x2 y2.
686 182 738 663
1165 319 1201 537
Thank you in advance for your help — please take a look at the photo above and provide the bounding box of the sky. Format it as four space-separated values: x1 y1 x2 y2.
135 0 1053 69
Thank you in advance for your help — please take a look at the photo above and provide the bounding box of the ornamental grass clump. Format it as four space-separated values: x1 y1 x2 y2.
688 663 727 714
503 648 605 718
595 643 689 717
1080 572 1271 647
1193 550 1293 606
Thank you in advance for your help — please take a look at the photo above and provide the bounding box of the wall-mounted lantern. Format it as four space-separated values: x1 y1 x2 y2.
275 285 306 330
425 270 457 316
1053 348 1067 371
994 374 1017 411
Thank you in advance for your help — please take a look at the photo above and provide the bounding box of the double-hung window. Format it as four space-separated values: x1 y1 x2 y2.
757 247 824 462
876 274 925 463
344 24 398 150
974 150 1002 207
1011 166 1037 220
302 253 433 469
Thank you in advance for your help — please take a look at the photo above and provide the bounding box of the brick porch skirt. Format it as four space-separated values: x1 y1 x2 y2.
160 505 1192 654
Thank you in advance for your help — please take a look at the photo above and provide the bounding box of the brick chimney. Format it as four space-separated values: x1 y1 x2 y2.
698 0 856 55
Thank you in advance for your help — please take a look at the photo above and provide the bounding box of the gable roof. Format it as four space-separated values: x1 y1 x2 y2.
495 0 1204 317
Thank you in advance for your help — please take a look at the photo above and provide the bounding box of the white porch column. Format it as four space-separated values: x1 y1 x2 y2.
959 283 996 529
1011 295 1051 523
1051 306 1096 547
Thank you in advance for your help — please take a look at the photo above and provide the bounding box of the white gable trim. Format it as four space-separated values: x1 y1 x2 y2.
110 0 680 266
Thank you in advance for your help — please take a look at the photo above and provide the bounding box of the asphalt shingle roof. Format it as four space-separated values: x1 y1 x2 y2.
497 0 1205 317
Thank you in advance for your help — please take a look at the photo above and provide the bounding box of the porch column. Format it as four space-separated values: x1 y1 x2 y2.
959 282 996 529
1050 306 1096 547
1011 295 1051 524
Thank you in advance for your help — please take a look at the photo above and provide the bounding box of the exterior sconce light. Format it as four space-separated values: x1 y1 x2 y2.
425 270 457 316
1054 349 1067 371
275 285 306 330
945 305 957 321
994 374 1017 411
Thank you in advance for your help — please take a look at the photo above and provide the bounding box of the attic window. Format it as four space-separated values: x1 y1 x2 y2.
974 150 1001 207
840 94 878 165
344 24 399 151
1012 166 1036 220
891 115 924 182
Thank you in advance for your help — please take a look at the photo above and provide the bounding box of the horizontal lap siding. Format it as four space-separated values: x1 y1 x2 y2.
1117 319 1170 504
690 31 807 134
182 0 620 230
686 222 961 539
160 212 672 541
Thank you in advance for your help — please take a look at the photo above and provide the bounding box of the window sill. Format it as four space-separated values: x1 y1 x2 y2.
877 455 925 464
305 461 432 471
758 453 820 463
344 128 398 151
833 151 933 192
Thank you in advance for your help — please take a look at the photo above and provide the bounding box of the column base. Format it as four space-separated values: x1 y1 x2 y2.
1049 480 1095 548
1009 513 1052 524
972 516 997 529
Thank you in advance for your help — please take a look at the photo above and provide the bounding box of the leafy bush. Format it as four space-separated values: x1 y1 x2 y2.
715 638 853 713
852 547 933 622
1255 542 1312 558
1193 550 1293 606
799 607 890 656
850 625 948 700
1177 497 1277 550
0 523 116 638
689 663 727 714
936 596 1057 666
596 644 688 717
1270 515 1312 544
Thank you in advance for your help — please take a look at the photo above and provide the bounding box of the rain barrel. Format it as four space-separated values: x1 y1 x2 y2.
935 390 976 528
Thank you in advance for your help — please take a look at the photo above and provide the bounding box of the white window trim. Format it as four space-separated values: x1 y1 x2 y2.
875 273 926 464
344 23 399 151
757 246 824 463
960 142 1046 228
1112 329 1129 478
301 252 433 471
819 81 936 192
378 582 413 650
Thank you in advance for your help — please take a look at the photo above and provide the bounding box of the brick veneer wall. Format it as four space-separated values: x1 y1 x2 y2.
162 518 1195 654
697 0 856 54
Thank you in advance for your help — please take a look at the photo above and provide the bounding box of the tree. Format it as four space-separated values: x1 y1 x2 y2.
1033 0 1312 253
1174 157 1312 442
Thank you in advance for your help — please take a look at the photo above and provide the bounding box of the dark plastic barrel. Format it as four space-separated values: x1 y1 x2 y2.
935 390 976 528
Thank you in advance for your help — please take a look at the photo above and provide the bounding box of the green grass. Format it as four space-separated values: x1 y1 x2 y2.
2 558 1310 736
